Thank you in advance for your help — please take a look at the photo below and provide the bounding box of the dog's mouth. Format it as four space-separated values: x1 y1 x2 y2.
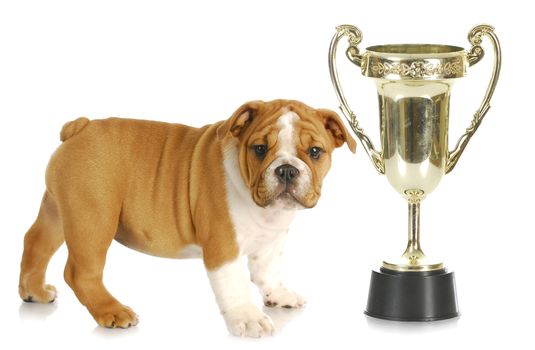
254 179 317 209
269 184 307 209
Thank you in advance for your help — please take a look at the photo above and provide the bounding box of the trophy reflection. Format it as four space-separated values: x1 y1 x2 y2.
329 24 501 320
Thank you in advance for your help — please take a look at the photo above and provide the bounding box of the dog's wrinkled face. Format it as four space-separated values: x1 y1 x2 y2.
218 100 356 209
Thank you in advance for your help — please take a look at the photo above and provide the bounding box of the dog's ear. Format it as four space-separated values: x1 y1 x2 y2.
317 109 357 153
217 101 265 140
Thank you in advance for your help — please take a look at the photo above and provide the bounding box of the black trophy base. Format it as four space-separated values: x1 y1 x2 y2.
365 267 459 321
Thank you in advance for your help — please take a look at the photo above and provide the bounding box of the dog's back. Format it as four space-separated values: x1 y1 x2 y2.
49 117 219 255
19 117 224 328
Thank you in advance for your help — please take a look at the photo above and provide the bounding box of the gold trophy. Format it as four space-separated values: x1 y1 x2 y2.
328 24 501 321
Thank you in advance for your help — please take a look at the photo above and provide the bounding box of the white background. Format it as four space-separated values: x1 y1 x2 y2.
0 1 533 349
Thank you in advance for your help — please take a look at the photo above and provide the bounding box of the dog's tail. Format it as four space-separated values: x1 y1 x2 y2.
60 117 90 142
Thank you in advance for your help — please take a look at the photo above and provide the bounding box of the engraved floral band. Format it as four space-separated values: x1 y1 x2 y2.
365 56 465 79
362 45 468 80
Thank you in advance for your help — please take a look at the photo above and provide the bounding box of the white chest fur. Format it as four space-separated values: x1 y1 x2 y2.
222 140 297 256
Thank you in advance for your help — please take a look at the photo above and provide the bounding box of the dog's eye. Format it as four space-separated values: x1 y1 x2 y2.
309 147 323 160
253 145 267 159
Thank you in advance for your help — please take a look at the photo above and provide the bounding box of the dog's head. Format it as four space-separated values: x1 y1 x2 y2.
218 100 356 209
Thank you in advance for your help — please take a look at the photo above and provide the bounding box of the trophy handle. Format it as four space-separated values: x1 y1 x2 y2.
446 24 502 174
328 25 385 174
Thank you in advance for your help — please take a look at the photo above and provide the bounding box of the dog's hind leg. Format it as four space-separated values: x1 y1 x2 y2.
19 191 65 303
61 198 138 329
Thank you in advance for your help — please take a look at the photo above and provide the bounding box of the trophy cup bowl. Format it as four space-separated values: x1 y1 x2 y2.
329 25 501 321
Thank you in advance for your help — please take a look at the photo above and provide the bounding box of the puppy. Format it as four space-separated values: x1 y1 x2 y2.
18 99 356 337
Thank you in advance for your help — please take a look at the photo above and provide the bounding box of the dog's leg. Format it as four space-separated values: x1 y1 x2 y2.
19 191 64 303
206 257 274 337
62 203 138 329
248 232 306 309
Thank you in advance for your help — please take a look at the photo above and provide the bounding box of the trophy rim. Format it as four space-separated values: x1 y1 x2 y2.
361 44 468 80
366 43 465 57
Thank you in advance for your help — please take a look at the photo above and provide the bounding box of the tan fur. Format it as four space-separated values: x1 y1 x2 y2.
18 99 355 329
59 117 90 142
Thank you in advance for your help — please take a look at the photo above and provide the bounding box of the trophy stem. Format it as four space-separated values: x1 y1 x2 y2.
403 192 425 263
382 189 443 271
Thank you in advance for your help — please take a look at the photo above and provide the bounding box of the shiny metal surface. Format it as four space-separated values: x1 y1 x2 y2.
328 24 501 272
379 80 451 197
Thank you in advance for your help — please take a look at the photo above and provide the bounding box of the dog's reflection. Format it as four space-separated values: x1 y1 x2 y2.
19 300 58 321
263 306 305 334
92 324 140 337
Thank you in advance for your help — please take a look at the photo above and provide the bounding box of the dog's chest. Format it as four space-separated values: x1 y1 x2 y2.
229 202 295 255
222 141 297 256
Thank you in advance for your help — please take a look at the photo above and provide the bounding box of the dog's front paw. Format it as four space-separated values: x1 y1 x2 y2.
223 303 274 338
264 286 306 309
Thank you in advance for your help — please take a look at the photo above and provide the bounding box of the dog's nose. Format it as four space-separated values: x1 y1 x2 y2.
275 164 300 184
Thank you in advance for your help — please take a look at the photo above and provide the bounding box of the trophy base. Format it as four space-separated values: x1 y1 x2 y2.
365 267 459 321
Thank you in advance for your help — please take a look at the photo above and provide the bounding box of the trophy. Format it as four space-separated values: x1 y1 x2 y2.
328 24 501 321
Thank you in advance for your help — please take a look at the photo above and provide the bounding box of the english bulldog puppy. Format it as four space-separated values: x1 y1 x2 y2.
18 99 356 337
